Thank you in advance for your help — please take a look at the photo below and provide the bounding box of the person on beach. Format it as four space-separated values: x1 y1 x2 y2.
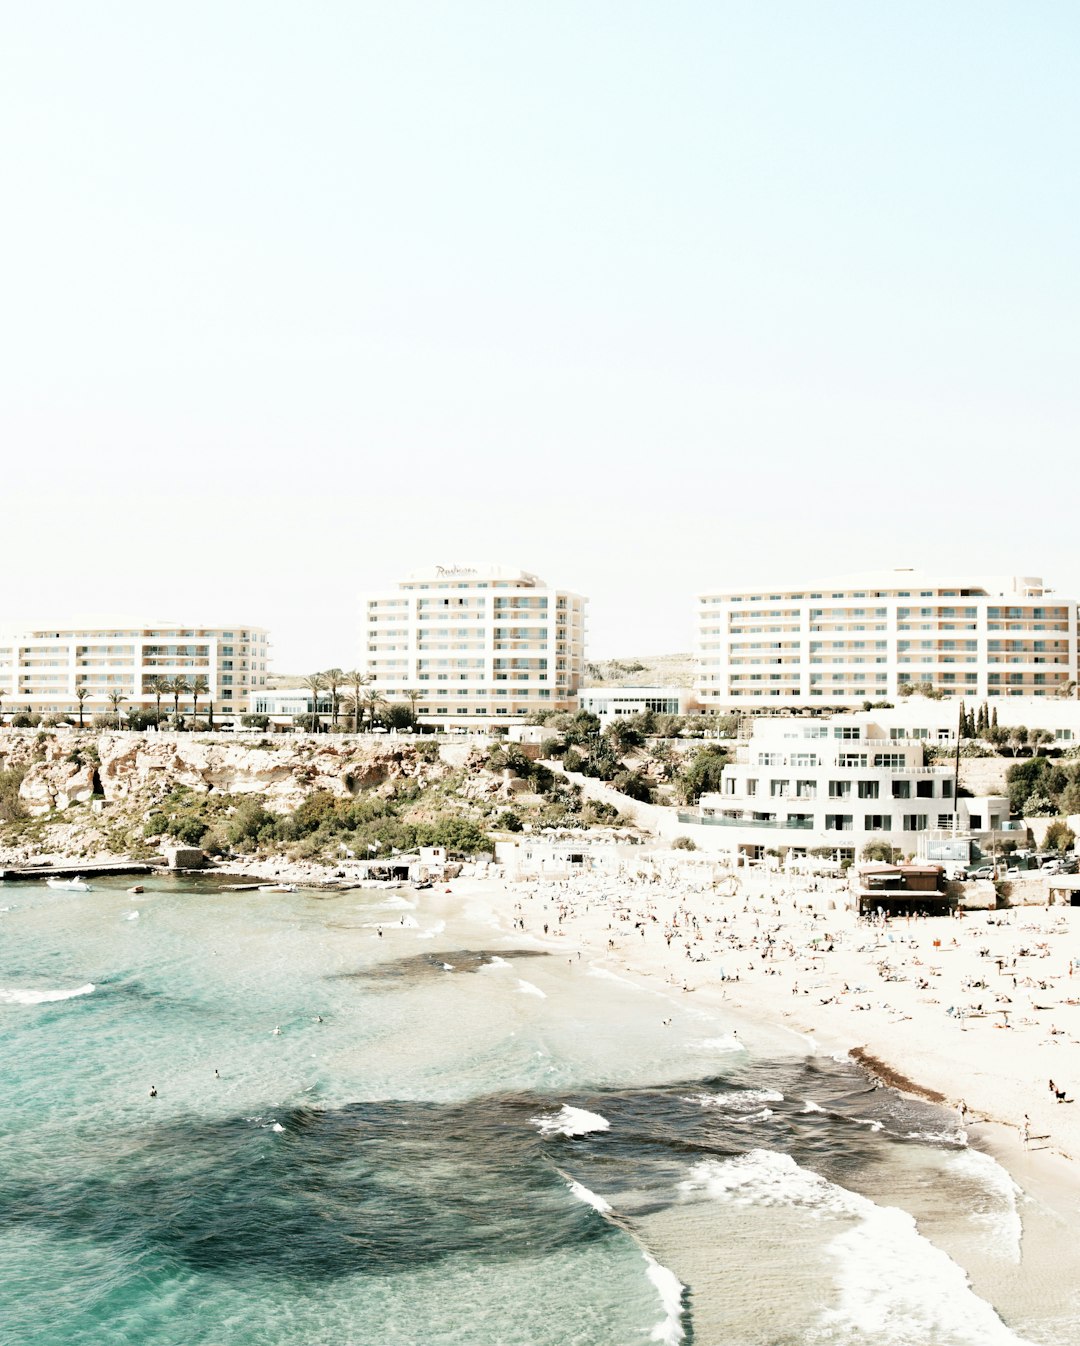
1022 1115 1031 1147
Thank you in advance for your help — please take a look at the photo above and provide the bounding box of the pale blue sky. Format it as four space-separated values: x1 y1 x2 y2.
1 3 1077 668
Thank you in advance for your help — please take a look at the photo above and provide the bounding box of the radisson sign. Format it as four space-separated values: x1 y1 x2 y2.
434 566 478 578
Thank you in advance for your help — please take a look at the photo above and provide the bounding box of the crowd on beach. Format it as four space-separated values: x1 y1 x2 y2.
500 864 1080 1163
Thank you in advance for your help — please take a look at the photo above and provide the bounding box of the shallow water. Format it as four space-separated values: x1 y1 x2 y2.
1 875 1078 1345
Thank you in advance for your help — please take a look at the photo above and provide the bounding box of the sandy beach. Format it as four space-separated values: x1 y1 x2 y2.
432 865 1080 1187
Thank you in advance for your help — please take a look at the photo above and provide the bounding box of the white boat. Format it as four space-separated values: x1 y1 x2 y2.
46 877 93 892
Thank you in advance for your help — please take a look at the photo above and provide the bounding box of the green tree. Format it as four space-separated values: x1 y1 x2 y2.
1044 820 1076 853
107 690 127 728
189 675 209 725
322 668 345 728
363 688 387 731
75 686 90 729
301 673 325 732
146 675 169 721
676 744 730 804
166 676 190 722
343 670 372 733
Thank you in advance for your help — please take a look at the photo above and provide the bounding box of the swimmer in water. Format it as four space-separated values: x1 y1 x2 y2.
272 1026 282 1035
148 1085 157 1098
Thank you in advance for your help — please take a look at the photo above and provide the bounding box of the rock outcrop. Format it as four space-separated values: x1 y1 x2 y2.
0 731 453 817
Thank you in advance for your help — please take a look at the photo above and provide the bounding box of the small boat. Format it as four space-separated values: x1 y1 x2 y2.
46 877 92 892
128 885 145 895
259 883 297 893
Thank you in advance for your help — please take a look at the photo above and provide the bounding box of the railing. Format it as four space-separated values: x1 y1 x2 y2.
677 812 814 830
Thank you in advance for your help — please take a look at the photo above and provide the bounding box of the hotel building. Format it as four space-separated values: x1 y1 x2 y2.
361 565 586 725
697 571 1078 708
0 624 270 720
680 710 1010 863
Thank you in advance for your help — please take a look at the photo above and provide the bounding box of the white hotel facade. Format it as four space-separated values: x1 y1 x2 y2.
360 565 586 726
683 710 1010 863
0 624 270 720
697 571 1077 708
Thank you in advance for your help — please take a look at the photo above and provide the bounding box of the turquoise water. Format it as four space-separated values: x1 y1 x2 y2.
1 876 1078 1345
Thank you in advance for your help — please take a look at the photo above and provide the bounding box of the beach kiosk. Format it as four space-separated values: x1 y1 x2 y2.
850 863 953 917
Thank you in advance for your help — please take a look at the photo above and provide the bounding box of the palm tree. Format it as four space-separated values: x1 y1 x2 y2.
322 668 345 728
166 675 190 724
146 675 169 723
302 672 325 732
405 687 422 730
75 686 90 729
343 670 372 733
190 675 209 725
363 689 387 732
107 690 127 729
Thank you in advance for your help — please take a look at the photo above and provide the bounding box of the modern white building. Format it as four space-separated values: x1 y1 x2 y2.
697 571 1077 707
680 711 1010 862
360 565 586 726
578 686 695 724
0 624 270 721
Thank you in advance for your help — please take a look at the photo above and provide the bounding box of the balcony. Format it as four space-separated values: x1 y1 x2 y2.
678 812 813 830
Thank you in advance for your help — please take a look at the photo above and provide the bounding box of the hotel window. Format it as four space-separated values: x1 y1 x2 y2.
916 780 935 798
873 754 905 768
864 815 891 831
857 781 879 799
825 814 852 831
892 781 911 799
828 781 851 798
902 814 929 831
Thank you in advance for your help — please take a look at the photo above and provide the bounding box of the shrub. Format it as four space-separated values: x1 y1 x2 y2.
0 767 27 821
1044 820 1076 853
241 714 271 730
671 835 697 851
494 810 523 832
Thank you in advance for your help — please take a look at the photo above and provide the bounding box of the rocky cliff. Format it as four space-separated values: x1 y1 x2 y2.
0 731 453 818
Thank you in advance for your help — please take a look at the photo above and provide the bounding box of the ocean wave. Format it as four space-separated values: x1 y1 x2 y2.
369 895 416 910
563 1178 686 1344
689 1088 783 1112
948 1149 1023 1262
803 1100 826 1113
516 979 546 998
566 1177 612 1214
690 1035 747 1054
0 982 96 1005
681 1150 1032 1345
532 1104 610 1138
416 920 446 940
643 1253 687 1345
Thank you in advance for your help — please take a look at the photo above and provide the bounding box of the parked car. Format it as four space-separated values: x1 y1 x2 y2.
965 866 994 880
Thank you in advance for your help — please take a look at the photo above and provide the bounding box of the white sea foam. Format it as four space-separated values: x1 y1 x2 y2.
486 956 510 968
563 1179 686 1345
0 983 95 1005
516 979 546 998
643 1253 687 1345
690 1034 747 1054
364 916 420 929
681 1150 1033 1345
803 1100 826 1113
441 963 454 971
124 911 139 920
948 1148 1023 1262
566 1178 612 1214
531 1104 611 1138
416 920 446 940
904 1127 967 1146
689 1088 783 1112
370 895 416 910
271 1122 285 1133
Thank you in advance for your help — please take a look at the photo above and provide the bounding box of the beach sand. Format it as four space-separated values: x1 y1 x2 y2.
441 866 1080 1195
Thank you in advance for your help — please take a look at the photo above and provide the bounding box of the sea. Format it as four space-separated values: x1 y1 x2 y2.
2 873 1079 1346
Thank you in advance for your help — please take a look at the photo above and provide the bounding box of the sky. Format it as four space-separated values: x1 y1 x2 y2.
1 3 1077 670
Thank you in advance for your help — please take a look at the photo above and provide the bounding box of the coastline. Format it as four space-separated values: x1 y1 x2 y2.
436 868 1080 1214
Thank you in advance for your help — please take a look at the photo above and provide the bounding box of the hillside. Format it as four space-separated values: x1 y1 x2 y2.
583 654 696 688
0 730 630 864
